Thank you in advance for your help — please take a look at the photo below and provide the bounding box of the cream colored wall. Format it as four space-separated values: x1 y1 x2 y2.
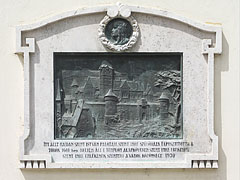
0 0 239 179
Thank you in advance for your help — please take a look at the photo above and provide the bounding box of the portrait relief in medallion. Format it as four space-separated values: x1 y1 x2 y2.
105 18 133 45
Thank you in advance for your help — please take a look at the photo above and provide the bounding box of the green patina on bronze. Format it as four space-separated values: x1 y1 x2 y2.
54 53 183 140
105 18 133 45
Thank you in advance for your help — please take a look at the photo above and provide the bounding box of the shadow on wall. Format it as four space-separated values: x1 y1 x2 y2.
21 33 229 180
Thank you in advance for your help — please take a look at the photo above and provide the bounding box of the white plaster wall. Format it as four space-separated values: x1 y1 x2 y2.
0 0 239 179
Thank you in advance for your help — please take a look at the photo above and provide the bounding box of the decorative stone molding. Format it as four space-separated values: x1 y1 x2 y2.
16 3 222 169
107 3 131 18
20 161 46 169
192 160 218 168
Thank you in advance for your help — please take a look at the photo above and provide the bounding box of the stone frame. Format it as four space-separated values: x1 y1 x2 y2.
16 3 222 169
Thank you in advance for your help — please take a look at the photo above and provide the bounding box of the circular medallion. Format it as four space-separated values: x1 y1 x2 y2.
98 15 139 51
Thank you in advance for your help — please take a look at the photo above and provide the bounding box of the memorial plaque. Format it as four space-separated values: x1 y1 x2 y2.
16 3 222 168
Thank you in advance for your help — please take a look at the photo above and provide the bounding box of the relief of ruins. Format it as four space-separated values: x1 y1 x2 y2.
54 53 182 140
